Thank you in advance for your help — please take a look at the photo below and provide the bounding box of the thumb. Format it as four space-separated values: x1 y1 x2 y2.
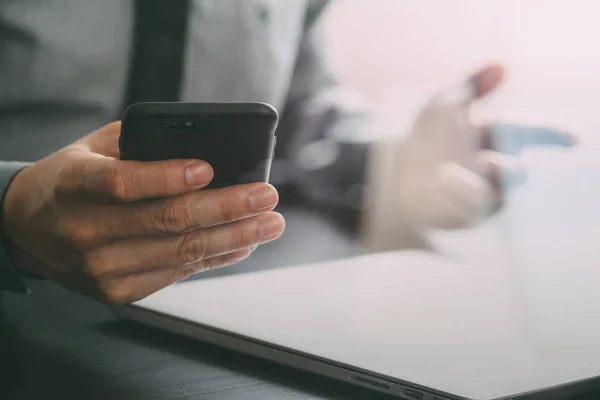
472 63 505 99
76 121 122 158
435 63 506 105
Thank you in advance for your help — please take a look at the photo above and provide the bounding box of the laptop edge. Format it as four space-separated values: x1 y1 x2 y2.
114 305 600 400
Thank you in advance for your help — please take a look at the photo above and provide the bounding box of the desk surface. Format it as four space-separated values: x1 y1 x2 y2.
1 207 397 400
2 207 600 400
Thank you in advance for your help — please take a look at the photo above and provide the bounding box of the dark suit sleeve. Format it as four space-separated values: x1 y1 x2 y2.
0 162 30 293
274 0 375 229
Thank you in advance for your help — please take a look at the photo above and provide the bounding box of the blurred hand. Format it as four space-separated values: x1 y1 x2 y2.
2 122 285 304
397 64 577 229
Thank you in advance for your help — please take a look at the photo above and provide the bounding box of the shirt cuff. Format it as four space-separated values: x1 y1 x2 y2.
0 162 31 294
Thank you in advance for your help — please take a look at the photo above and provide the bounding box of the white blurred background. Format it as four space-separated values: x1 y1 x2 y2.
323 0 600 342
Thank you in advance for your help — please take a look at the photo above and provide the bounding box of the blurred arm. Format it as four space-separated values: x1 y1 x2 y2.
276 1 429 249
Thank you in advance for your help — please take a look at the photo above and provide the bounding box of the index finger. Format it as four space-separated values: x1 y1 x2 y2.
62 155 214 203
482 123 578 155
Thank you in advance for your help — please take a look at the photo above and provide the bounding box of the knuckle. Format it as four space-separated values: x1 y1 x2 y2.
217 196 240 223
230 226 250 249
100 282 133 306
156 198 192 233
175 234 207 264
53 166 80 199
103 166 130 200
62 219 97 249
81 252 105 278
53 181 70 200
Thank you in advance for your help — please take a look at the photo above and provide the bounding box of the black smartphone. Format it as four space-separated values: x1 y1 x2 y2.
119 102 278 189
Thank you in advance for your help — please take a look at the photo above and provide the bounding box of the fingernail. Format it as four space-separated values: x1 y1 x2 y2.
248 185 278 211
258 214 285 239
185 162 212 186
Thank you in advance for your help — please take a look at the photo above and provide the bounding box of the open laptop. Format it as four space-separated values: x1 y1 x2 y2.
115 247 600 400
115 58 600 398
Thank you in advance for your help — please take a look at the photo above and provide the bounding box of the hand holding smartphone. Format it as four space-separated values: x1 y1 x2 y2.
120 101 283 258
1 103 284 305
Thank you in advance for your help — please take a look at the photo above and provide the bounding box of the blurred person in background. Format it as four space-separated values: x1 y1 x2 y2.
0 0 576 305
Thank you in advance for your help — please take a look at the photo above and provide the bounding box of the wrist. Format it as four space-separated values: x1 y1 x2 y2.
0 164 43 279
0 163 34 291
362 139 432 251
1 164 25 237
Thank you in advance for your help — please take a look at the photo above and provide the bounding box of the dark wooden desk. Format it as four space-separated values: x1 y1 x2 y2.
1 207 398 400
2 207 599 400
